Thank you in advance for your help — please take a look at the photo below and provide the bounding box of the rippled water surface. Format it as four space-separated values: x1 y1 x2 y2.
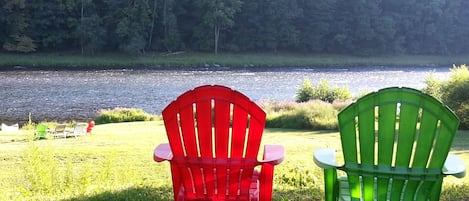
0 66 450 122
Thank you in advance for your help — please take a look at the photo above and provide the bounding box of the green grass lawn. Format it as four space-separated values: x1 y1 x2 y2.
0 121 468 200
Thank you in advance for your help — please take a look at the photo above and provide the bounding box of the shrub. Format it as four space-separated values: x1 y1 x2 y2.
265 100 338 130
440 65 469 106
456 103 469 130
422 72 442 100
296 79 315 102
424 64 469 129
296 79 351 103
440 65 469 129
95 108 158 124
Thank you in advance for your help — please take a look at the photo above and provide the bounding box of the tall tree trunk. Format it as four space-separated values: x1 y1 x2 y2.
148 0 157 50
81 0 84 55
163 0 169 51
214 22 219 54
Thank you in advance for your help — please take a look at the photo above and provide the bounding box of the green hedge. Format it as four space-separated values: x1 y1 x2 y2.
296 79 351 103
263 100 347 130
95 108 158 124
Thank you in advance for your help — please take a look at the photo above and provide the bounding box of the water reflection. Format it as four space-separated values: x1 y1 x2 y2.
0 67 450 122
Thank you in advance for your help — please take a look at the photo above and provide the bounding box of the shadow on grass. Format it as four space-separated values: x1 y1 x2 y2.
64 186 173 201
64 186 326 201
266 128 337 135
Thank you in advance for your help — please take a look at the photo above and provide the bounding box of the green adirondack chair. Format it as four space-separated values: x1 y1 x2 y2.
314 87 466 201
34 123 48 139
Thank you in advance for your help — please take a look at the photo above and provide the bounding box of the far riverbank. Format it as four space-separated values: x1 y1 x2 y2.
0 52 468 70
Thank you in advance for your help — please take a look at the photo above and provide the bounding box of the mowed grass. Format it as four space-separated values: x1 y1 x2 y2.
0 121 468 200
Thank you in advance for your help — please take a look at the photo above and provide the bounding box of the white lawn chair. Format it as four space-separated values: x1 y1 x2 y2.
1 123 19 132
50 124 67 138
66 123 88 138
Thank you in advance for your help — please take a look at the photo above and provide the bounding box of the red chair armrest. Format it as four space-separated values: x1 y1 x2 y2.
259 145 285 165
154 143 173 162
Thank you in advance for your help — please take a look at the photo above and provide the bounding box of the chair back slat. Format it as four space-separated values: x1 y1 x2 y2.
162 85 266 200
377 102 397 167
357 97 376 165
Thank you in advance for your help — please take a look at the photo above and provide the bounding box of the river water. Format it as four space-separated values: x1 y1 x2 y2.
0 66 451 123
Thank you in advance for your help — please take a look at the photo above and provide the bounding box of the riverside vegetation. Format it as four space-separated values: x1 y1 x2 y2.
1 53 469 69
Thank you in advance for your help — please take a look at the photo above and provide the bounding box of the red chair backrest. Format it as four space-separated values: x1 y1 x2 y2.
86 121 95 133
162 85 266 200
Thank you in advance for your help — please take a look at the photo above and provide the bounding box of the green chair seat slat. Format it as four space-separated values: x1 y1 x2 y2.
347 175 361 201
362 176 375 200
402 181 419 200
376 178 390 201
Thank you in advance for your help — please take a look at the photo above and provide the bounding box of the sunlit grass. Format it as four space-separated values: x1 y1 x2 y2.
0 121 467 200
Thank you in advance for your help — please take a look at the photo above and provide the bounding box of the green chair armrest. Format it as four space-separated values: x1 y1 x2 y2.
154 143 173 162
443 154 466 178
314 148 341 169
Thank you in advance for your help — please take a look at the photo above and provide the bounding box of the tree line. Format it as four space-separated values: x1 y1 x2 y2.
2 0 469 55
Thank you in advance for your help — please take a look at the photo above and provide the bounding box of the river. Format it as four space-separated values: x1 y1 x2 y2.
0 66 451 123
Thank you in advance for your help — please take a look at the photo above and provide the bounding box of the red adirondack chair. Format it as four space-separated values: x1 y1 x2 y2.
154 85 285 201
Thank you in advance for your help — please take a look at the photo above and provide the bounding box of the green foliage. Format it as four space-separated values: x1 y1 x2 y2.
440 65 469 106
265 100 339 130
2 0 469 55
195 0 242 54
3 35 36 53
422 72 442 100
424 64 469 129
115 0 152 54
456 103 469 130
78 14 106 54
95 107 158 125
296 79 351 103
296 79 314 102
440 65 469 129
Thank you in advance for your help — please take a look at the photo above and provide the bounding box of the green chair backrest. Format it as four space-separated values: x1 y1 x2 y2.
36 124 47 138
338 87 459 200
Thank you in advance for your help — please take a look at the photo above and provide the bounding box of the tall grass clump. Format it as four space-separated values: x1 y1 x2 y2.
423 64 469 129
19 143 59 197
95 107 158 124
296 79 351 103
440 183 469 201
14 142 161 200
263 100 339 130
274 164 324 201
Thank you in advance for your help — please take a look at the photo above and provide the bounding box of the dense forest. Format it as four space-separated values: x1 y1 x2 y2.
2 0 469 55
